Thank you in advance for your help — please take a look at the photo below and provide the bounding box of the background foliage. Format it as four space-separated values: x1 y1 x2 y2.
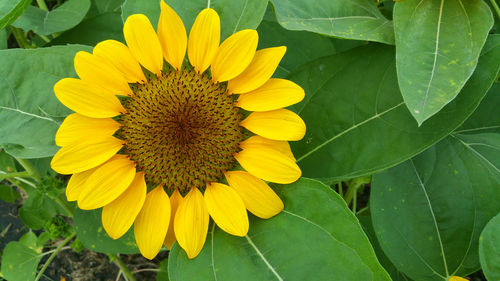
0 0 499 280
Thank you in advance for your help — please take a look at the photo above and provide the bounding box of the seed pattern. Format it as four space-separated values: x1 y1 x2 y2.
118 69 244 192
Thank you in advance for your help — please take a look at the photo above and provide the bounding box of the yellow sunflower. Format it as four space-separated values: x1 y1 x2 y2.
50 1 305 260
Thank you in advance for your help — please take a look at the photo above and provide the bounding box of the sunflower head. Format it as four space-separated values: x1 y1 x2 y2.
51 1 306 260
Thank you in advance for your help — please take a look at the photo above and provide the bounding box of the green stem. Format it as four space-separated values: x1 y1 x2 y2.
343 177 370 207
0 171 31 180
36 0 49 11
15 158 41 182
337 183 343 197
110 254 137 281
489 0 500 20
39 34 51 43
34 232 76 281
9 26 30 49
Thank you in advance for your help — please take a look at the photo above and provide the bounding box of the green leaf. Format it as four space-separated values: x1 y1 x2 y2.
73 208 139 254
358 215 413 281
50 12 124 46
257 20 362 78
371 84 500 280
94 0 124 13
269 0 394 44
291 36 500 182
12 0 92 36
394 0 493 125
479 212 500 281
0 29 7 50
0 0 31 30
0 233 42 281
0 184 19 203
121 0 161 29
0 45 91 158
168 178 390 281
121 0 268 40
18 184 65 230
157 258 169 281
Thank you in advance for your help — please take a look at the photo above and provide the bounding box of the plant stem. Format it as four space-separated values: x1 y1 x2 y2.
15 158 41 182
39 34 51 43
343 177 370 208
110 254 137 281
0 171 30 180
34 232 76 281
489 0 500 20
36 0 49 11
9 26 30 49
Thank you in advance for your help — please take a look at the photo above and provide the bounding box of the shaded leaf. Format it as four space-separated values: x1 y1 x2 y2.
371 84 500 280
50 12 124 46
257 19 362 78
168 178 390 281
0 233 42 281
0 184 19 203
73 208 139 254
0 0 31 30
290 36 500 182
0 45 90 158
269 0 394 44
12 0 92 36
479 212 500 281
394 0 493 125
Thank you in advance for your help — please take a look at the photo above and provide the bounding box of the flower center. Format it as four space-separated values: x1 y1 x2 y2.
118 69 244 192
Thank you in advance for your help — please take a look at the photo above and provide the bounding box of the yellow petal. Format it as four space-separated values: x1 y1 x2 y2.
102 172 147 239
66 167 98 201
211 29 258 82
123 14 163 75
225 171 283 219
204 182 249 236
228 47 286 94
164 189 182 249
158 1 187 71
234 143 301 184
240 135 294 159
51 137 124 175
187 8 220 73
240 109 306 141
93 40 146 84
174 188 209 259
134 185 171 260
74 51 132 96
54 78 125 118
78 155 136 210
236 78 305 111
448 277 468 281
55 113 121 147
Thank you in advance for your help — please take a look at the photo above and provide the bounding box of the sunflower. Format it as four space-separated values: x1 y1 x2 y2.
50 1 305 260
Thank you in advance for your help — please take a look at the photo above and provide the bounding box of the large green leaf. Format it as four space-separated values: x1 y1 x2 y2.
290 36 500 182
0 0 31 30
121 0 268 40
0 45 90 158
269 0 394 44
371 84 500 280
50 12 124 46
479 213 500 281
73 208 139 254
0 232 42 281
12 0 91 36
394 0 493 125
168 178 390 281
257 19 362 78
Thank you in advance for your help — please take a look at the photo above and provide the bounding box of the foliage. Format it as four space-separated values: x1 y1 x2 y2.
0 0 499 280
